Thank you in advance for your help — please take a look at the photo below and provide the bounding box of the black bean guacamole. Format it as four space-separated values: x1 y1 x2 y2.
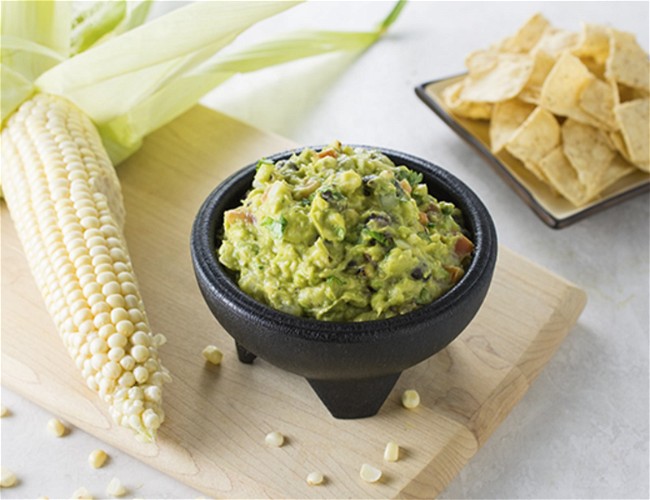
218 142 474 321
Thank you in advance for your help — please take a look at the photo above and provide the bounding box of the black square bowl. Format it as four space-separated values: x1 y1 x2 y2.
190 146 498 419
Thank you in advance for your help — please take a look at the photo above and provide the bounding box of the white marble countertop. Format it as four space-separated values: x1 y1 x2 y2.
2 2 648 499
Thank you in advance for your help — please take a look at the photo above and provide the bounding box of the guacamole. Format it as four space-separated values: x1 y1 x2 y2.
218 142 474 321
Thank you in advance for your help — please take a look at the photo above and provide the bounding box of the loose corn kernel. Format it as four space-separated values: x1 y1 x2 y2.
106 477 126 498
0 406 8 417
265 431 284 447
359 463 382 483
47 418 67 437
306 471 324 486
202 345 223 365
384 441 400 462
0 467 17 488
401 389 420 409
88 449 108 469
72 486 93 499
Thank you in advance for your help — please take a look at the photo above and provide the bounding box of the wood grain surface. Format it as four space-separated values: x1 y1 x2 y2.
1 105 587 499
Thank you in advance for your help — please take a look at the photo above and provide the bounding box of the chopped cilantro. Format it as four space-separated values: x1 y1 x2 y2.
396 167 423 188
256 158 274 170
440 202 454 216
319 187 345 203
363 228 388 246
326 276 346 286
261 215 287 239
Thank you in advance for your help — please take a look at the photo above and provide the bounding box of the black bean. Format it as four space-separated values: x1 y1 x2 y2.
366 212 391 227
411 267 424 280
320 190 335 203
362 175 376 196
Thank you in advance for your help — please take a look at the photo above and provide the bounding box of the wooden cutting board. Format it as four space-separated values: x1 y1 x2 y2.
1 105 586 499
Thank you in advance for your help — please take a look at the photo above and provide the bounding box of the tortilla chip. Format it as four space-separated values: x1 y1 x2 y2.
539 147 589 206
505 107 560 165
606 29 650 91
465 49 499 76
442 81 493 120
614 81 650 104
501 13 551 53
518 87 540 105
609 130 633 161
518 50 556 106
522 160 549 182
610 131 650 173
490 99 536 153
578 78 617 130
572 23 610 65
597 154 637 193
615 98 650 170
540 52 604 125
460 53 534 102
532 28 579 58
527 50 556 87
561 119 616 196
580 57 606 80
449 16 648 205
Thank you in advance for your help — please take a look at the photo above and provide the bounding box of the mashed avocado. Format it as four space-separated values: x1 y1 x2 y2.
218 142 474 321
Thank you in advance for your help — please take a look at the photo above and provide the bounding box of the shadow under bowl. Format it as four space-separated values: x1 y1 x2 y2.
190 146 498 419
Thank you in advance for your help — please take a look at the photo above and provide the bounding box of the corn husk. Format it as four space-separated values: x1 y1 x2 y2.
3 0 404 166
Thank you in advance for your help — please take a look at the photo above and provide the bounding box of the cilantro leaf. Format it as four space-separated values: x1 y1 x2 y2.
395 167 423 188
261 215 287 239
363 228 387 246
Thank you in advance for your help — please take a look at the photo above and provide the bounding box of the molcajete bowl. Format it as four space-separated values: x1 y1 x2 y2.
190 146 498 419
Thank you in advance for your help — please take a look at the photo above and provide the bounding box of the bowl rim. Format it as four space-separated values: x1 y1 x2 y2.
190 145 498 343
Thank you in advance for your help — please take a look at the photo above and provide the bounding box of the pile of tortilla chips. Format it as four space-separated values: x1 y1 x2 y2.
444 13 649 206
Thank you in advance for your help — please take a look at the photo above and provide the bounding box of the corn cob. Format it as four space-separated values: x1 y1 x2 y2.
1 93 170 442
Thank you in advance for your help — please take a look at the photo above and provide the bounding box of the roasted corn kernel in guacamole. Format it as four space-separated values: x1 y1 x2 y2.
218 142 474 321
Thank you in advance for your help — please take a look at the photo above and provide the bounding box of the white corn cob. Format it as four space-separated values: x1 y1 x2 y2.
1 93 170 442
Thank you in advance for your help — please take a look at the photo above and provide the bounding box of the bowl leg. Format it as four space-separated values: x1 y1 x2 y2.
235 342 257 364
307 373 401 419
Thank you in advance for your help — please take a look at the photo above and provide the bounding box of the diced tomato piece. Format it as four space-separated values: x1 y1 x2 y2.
399 179 412 194
454 234 474 258
224 209 255 224
418 211 428 225
317 148 338 159
445 265 464 284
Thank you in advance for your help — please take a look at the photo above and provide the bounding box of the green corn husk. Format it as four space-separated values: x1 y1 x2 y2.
3 1 404 165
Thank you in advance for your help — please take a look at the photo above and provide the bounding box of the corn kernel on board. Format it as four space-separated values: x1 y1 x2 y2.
1 105 586 499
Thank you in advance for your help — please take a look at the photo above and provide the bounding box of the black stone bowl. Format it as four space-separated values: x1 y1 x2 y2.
191 146 498 419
